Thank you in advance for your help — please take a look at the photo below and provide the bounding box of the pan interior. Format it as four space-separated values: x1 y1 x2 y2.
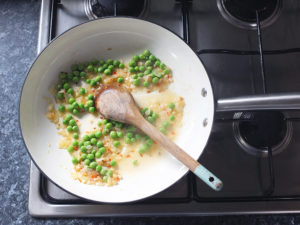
20 18 214 203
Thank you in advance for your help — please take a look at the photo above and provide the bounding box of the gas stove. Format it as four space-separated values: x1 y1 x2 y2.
29 0 300 217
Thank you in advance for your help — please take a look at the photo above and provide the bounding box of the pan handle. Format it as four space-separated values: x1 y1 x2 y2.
216 93 300 112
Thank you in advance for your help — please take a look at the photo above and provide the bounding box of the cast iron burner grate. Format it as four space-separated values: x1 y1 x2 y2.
217 0 282 29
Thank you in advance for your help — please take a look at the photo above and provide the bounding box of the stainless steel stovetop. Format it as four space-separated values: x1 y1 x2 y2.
29 0 300 217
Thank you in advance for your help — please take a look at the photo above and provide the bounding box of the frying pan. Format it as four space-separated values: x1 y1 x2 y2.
20 17 295 203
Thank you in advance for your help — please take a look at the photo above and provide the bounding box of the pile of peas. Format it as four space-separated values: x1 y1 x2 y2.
53 52 175 181
128 49 170 87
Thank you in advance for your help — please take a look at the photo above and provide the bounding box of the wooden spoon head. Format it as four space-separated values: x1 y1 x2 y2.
95 85 139 123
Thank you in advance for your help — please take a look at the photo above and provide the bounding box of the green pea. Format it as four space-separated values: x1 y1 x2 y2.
108 65 114 70
107 170 113 177
57 92 64 100
96 165 102 172
160 127 166 134
98 67 105 73
78 141 84 146
72 77 79 83
117 131 123 138
73 133 79 139
72 141 78 147
132 74 138 79
90 138 97 145
80 146 87 153
139 66 145 72
129 61 136 67
96 141 103 148
99 60 105 65
146 139 153 146
95 76 101 82
119 63 125 69
129 67 135 73
147 116 154 123
149 54 156 61
87 153 94 160
65 114 72 121
103 176 108 182
58 105 65 112
105 123 113 130
103 119 108 124
152 77 159 84
133 55 139 61
130 138 136 143
132 160 138 165
117 77 124 83
104 68 112 75
72 102 79 109
80 71 86 77
113 60 120 66
157 73 163 78
113 141 120 147
168 102 175 110
125 137 131 144
72 109 79 115
102 63 108 69
89 133 96 139
135 134 142 140
81 153 87 160
87 94 93 100
163 69 170 75
86 100 94 107
107 59 113 65
92 149 97 155
126 132 133 138
72 157 79 164
68 97 75 104
138 144 150 154
63 83 70 90
67 126 73 132
90 162 97 169
67 88 74 95
90 80 97 86
67 146 74 153
134 66 139 72
84 159 91 166
97 121 102 126
100 168 107 175
95 151 102 158
110 131 118 139
144 49 150 56
154 61 160 67
132 79 140 86
145 60 152 67
86 79 91 84
78 103 84 109
144 70 151 75
72 126 78 131
169 115 175 121
99 147 106 154
152 112 158 119
83 135 90 141
95 131 102 138
89 107 95 113
62 119 68 125
79 88 85 95
87 65 93 72
110 160 117 166
102 128 109 135
84 141 91 146
69 119 76 126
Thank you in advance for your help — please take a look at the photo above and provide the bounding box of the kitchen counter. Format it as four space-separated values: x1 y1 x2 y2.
1 0 300 224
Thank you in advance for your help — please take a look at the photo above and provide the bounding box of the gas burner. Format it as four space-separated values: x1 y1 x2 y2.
84 0 147 20
233 112 292 157
217 0 282 29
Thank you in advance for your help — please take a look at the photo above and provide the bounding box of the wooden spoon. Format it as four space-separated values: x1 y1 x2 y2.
95 85 223 191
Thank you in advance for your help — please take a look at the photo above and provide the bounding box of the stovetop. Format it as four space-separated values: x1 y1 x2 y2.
29 0 300 217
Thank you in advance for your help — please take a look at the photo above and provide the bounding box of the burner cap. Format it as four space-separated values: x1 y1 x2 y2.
85 0 147 19
233 112 292 157
217 0 282 29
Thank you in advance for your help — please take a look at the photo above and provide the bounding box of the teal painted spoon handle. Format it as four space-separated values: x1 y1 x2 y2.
133 115 223 191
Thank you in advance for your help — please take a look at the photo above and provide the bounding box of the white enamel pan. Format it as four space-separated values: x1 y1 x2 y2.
20 17 295 203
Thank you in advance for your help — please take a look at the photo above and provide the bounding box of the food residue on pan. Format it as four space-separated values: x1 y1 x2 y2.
46 50 185 186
